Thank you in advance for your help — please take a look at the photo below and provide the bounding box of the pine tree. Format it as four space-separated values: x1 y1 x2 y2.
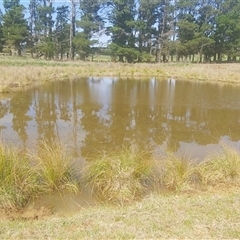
0 10 5 52
34 0 55 59
55 5 70 59
28 0 38 57
74 0 103 60
214 0 240 62
2 0 28 56
108 0 137 62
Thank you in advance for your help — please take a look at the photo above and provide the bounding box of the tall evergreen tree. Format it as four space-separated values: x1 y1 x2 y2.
28 0 38 57
108 0 137 62
54 5 70 60
34 0 55 59
0 10 5 52
74 0 103 60
78 0 103 38
69 0 78 60
2 0 28 56
154 0 175 62
194 0 215 62
135 0 157 62
214 0 240 62
176 0 198 61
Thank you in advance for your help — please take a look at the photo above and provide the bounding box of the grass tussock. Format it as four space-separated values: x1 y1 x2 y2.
158 152 198 191
1 139 240 211
0 140 80 211
198 145 240 185
83 148 154 204
0 143 40 210
29 140 79 193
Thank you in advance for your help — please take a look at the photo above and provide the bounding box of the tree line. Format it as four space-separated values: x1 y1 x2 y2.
0 0 240 63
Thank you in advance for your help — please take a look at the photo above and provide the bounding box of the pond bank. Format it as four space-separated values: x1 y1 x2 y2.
1 58 240 238
1 141 240 217
1 185 240 239
1 59 240 93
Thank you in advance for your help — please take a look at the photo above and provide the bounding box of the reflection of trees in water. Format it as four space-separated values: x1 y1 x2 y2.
2 78 240 158
9 91 32 145
34 83 58 144
78 79 240 157
0 100 10 136
0 100 9 119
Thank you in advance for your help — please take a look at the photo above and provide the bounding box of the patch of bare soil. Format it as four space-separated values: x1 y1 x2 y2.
0 205 53 221
0 190 97 221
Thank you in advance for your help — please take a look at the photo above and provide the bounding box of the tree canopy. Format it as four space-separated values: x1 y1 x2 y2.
0 0 239 62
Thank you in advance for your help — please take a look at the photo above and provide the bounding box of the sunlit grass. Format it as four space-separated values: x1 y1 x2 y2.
1 57 240 92
83 148 154 204
0 143 41 210
0 139 240 212
29 140 79 193
198 145 240 185
1 189 240 239
157 152 199 191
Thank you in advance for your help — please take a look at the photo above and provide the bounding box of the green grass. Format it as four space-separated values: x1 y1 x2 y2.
92 54 112 62
1 142 240 238
83 148 154 204
29 140 79 193
0 141 240 212
0 140 80 211
1 189 240 239
0 143 41 210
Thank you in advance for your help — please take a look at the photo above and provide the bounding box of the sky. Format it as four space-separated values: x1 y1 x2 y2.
0 0 71 13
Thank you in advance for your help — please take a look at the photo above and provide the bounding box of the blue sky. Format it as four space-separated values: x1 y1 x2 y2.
0 0 71 13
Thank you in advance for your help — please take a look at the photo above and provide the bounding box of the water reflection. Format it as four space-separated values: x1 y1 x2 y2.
1 78 240 160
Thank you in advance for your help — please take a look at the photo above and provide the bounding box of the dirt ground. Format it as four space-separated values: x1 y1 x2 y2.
0 190 97 221
0 204 53 221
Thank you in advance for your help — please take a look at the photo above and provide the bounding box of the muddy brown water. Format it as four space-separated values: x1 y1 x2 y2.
1 77 240 216
1 77 240 160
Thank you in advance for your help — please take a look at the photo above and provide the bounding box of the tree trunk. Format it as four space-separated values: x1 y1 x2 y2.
192 54 195 62
119 55 124 62
17 48 21 56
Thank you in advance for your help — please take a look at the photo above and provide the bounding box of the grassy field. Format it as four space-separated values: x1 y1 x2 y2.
1 56 240 92
1 187 240 239
1 141 240 238
1 56 240 238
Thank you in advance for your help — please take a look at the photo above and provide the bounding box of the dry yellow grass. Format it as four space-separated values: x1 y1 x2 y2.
28 140 79 193
1 187 240 239
0 141 240 238
0 142 41 210
83 148 154 204
198 145 240 185
1 58 240 92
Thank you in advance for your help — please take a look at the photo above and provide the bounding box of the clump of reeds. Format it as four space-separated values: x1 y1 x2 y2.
198 145 240 185
156 152 198 191
1 138 240 211
29 140 79 193
0 143 41 210
83 148 154 204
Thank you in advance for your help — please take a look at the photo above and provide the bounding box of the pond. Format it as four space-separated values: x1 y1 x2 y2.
1 77 240 160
